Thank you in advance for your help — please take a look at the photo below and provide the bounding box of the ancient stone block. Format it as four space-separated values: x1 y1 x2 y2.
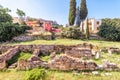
17 59 28 70
28 55 40 61
50 52 56 60
0 60 6 70
108 47 120 54
33 49 40 56
48 54 97 71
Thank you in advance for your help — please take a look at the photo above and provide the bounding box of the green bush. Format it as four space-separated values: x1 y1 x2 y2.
24 68 46 80
98 18 120 41
0 7 31 42
61 26 84 39
0 13 12 23
0 23 31 42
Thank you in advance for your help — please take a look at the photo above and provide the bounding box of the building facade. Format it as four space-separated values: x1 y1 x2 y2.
80 18 102 34
12 17 22 24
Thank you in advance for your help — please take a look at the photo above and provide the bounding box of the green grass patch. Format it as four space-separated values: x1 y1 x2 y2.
5 39 120 48
18 52 32 60
40 55 50 62
46 70 120 80
0 68 120 80
93 52 120 67
24 68 46 80
40 53 60 62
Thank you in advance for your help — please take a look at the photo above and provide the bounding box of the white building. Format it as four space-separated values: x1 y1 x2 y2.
80 18 102 34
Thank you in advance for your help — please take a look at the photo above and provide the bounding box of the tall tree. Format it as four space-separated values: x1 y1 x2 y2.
80 0 88 21
0 5 3 9
76 6 80 27
16 8 26 21
85 18 90 39
0 5 11 14
68 0 76 26
0 5 12 23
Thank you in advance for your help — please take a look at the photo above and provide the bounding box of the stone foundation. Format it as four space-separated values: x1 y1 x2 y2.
0 43 100 71
48 54 97 71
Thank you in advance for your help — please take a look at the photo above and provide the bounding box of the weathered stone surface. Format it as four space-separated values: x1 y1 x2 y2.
0 43 95 56
0 43 99 70
102 60 119 71
17 59 28 70
0 46 19 70
0 46 19 61
85 61 97 70
48 54 97 71
13 35 34 42
0 60 6 70
32 45 54 55
19 45 33 53
50 52 56 60
39 45 54 55
0 46 14 53
108 47 120 54
77 43 93 49
65 48 92 59
8 63 17 69
33 49 40 56
17 59 48 70
28 55 40 61
100 48 108 53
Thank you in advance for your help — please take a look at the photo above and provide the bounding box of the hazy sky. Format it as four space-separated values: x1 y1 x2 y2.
0 0 120 25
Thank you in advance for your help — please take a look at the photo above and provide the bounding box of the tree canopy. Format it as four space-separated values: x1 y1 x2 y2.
98 18 120 41
16 8 26 17
80 0 88 21
68 0 76 26
0 5 12 23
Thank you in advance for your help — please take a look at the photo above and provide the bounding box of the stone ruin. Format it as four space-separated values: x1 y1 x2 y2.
0 43 119 71
0 46 20 69
48 54 97 71
100 47 120 54
108 47 120 54
101 60 119 71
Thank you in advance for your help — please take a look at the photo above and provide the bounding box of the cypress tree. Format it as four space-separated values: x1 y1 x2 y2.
80 0 88 21
85 18 90 39
68 0 76 26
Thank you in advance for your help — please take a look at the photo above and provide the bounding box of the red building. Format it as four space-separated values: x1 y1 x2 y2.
25 20 61 32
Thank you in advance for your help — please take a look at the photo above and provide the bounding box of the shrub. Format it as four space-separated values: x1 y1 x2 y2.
61 26 84 39
24 68 46 80
0 13 12 23
0 6 31 42
98 18 120 41
0 23 31 42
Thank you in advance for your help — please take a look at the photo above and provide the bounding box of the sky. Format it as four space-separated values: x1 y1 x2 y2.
0 0 120 25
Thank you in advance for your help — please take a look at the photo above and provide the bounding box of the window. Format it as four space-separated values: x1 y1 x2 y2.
97 27 99 30
97 21 99 25
88 22 92 25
